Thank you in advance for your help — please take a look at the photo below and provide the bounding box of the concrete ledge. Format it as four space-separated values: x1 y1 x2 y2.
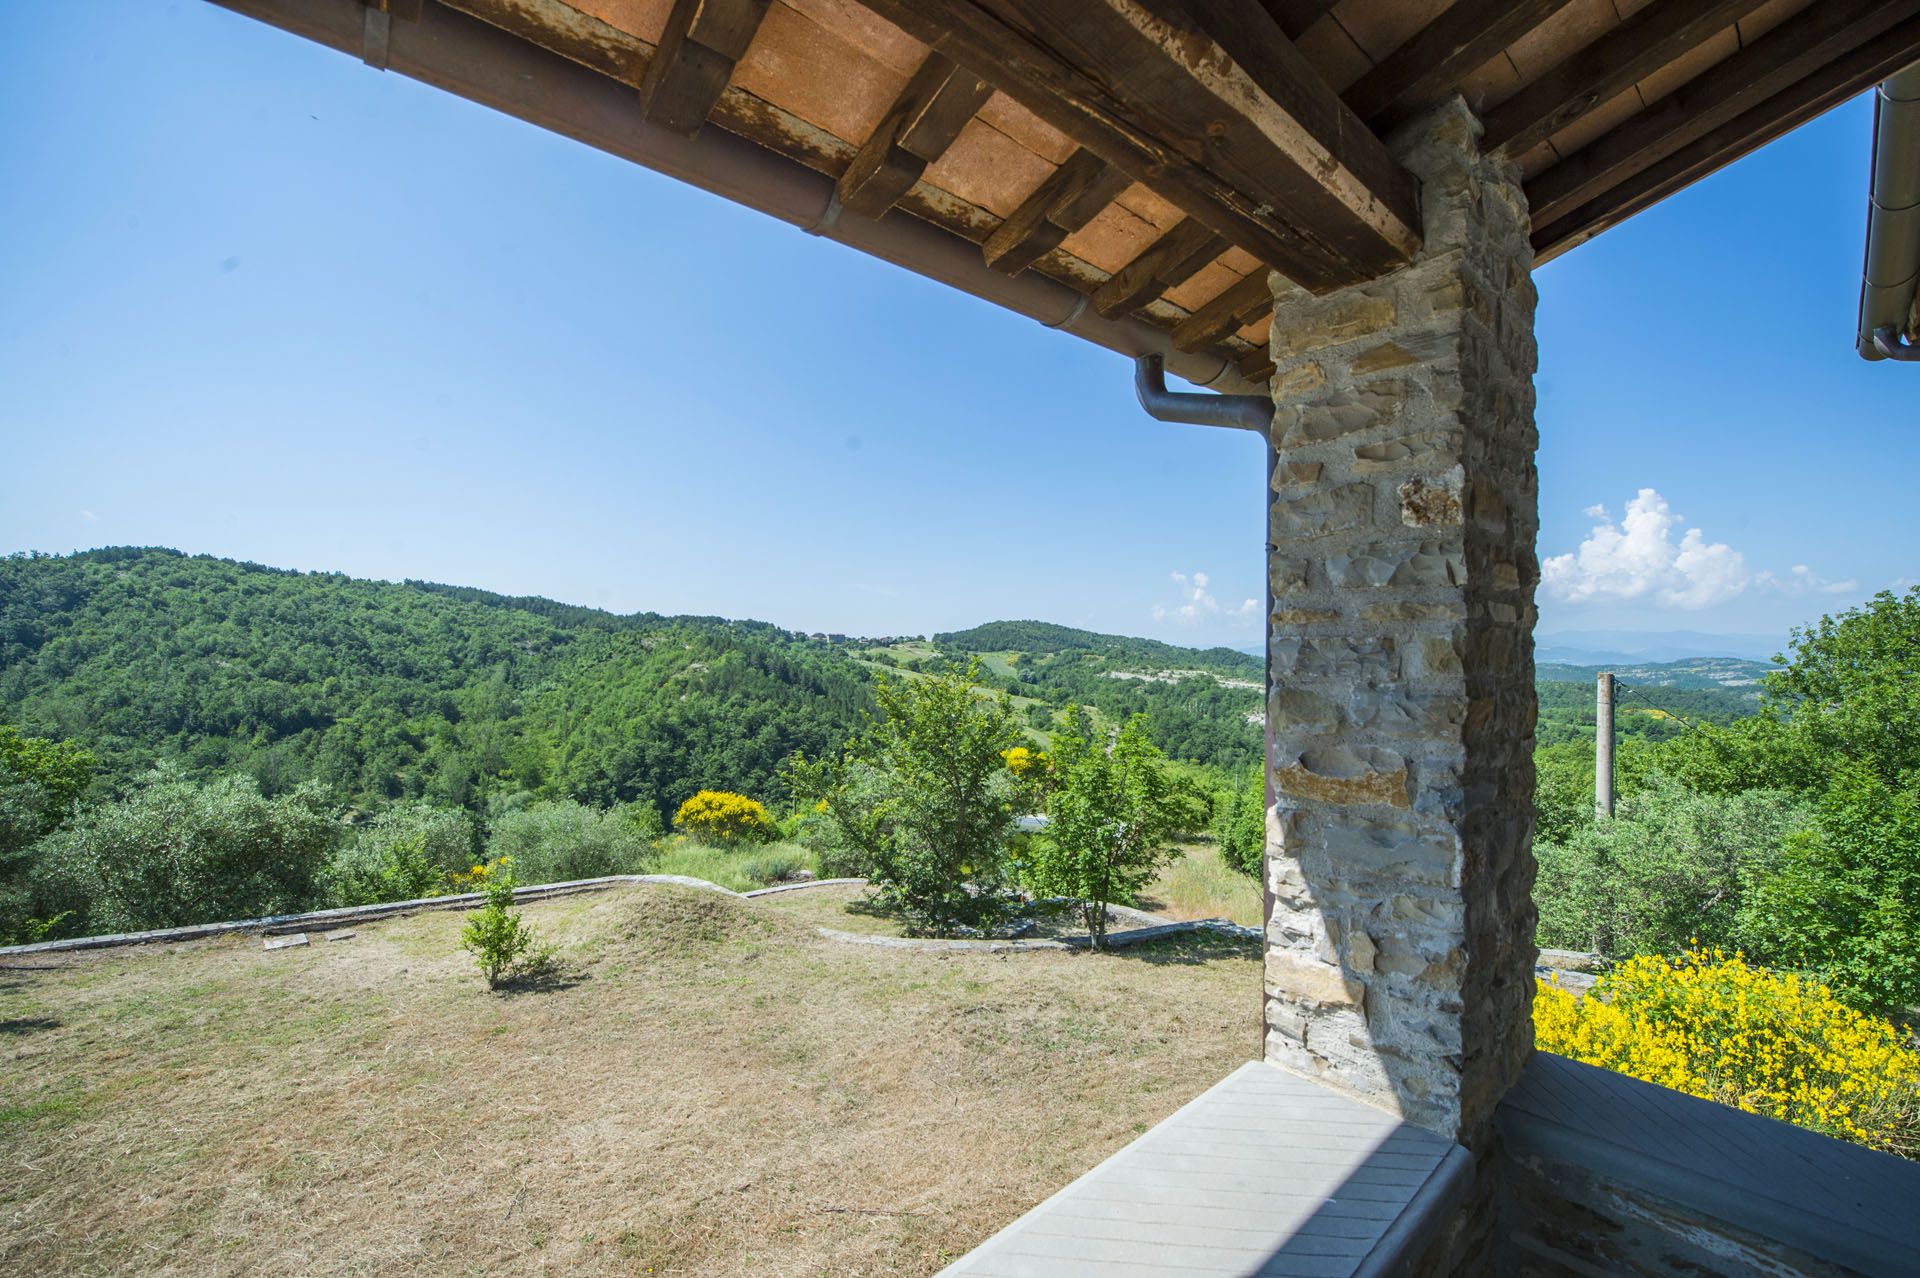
0 875 868 957
938 1059 1472 1277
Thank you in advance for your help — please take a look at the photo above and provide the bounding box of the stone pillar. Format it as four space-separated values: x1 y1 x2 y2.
1261 98 1539 1147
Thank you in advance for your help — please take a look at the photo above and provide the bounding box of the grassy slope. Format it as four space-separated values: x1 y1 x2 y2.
0 884 1259 1277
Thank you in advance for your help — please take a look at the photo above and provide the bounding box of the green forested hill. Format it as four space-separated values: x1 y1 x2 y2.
936 620 1261 677
1 551 1775 818
0 548 868 817
935 620 1264 769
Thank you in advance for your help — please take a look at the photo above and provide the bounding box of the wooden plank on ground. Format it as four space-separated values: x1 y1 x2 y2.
838 52 994 218
861 0 1421 292
1525 0 1920 228
640 0 773 137
1483 0 1773 155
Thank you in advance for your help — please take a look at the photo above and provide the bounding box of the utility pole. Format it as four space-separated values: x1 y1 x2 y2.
1595 672 1615 820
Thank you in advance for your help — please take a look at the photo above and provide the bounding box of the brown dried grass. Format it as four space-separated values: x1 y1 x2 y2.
1 883 1259 1277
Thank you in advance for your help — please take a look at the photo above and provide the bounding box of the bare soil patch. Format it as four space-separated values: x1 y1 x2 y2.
1 883 1259 1277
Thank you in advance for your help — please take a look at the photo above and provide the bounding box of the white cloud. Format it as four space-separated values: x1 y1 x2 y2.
1152 570 1259 626
1543 488 1747 608
1753 564 1858 596
1545 489 1859 612
78 510 96 523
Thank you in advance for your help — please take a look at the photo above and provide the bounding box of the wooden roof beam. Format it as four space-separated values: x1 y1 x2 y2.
838 53 994 219
639 0 773 137
859 0 1421 293
1527 0 1920 229
1092 217 1227 317
1173 272 1273 353
1344 0 1576 128
1483 0 1775 156
1258 0 1341 41
983 148 1133 275
1535 11 1920 260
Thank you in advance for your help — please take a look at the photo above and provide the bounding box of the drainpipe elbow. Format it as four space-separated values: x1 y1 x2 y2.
1133 354 1272 433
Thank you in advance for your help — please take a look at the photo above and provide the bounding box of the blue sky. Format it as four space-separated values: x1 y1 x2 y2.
2 2 1912 651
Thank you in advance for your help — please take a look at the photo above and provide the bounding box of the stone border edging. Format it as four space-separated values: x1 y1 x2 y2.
816 917 1261 953
0 874 870 958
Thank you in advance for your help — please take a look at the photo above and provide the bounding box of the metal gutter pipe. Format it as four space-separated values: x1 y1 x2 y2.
1858 62 1920 361
206 0 1267 396
1131 355 1274 432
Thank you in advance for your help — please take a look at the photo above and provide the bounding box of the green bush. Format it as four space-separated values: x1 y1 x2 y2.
787 663 1023 935
460 861 552 989
1026 710 1186 947
1211 761 1264 878
484 800 655 885
29 767 337 934
324 803 479 906
1752 763 1920 1017
1533 775 1809 960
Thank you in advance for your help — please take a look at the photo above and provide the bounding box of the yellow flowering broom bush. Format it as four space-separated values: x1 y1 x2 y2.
1536 947 1920 1158
672 790 777 845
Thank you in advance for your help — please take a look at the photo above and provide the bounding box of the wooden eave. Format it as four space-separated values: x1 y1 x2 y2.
214 0 1920 382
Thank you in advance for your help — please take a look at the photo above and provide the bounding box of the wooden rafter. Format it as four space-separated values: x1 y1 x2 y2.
1258 0 1341 41
1483 0 1774 156
982 148 1132 275
860 0 1421 293
1344 0 1574 127
838 53 994 219
639 0 772 137
1092 218 1228 318
1535 11 1920 259
1527 0 1920 229
1172 272 1273 353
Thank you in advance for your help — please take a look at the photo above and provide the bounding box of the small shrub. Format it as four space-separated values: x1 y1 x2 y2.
460 861 553 989
325 803 478 906
486 801 655 885
1536 947 1920 1158
672 791 777 845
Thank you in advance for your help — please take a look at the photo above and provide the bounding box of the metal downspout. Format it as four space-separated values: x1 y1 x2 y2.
1858 63 1920 361
1131 354 1274 432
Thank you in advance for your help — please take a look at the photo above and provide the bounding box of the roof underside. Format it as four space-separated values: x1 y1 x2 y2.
215 0 1920 387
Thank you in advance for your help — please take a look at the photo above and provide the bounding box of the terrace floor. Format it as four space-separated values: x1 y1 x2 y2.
938 1059 1469 1278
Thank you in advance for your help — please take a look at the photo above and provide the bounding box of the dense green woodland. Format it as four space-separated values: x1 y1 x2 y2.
0 548 868 817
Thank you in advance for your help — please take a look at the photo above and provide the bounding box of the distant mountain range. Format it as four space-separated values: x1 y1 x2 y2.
1236 628 1783 666
1534 628 1786 664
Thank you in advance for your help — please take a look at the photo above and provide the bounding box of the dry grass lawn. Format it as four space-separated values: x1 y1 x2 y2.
1 883 1260 1277
1139 843 1264 927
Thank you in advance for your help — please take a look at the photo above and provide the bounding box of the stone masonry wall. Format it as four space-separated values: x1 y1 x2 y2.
1262 98 1540 1146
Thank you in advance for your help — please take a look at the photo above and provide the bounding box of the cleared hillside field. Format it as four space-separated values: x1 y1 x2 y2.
0 884 1259 1277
